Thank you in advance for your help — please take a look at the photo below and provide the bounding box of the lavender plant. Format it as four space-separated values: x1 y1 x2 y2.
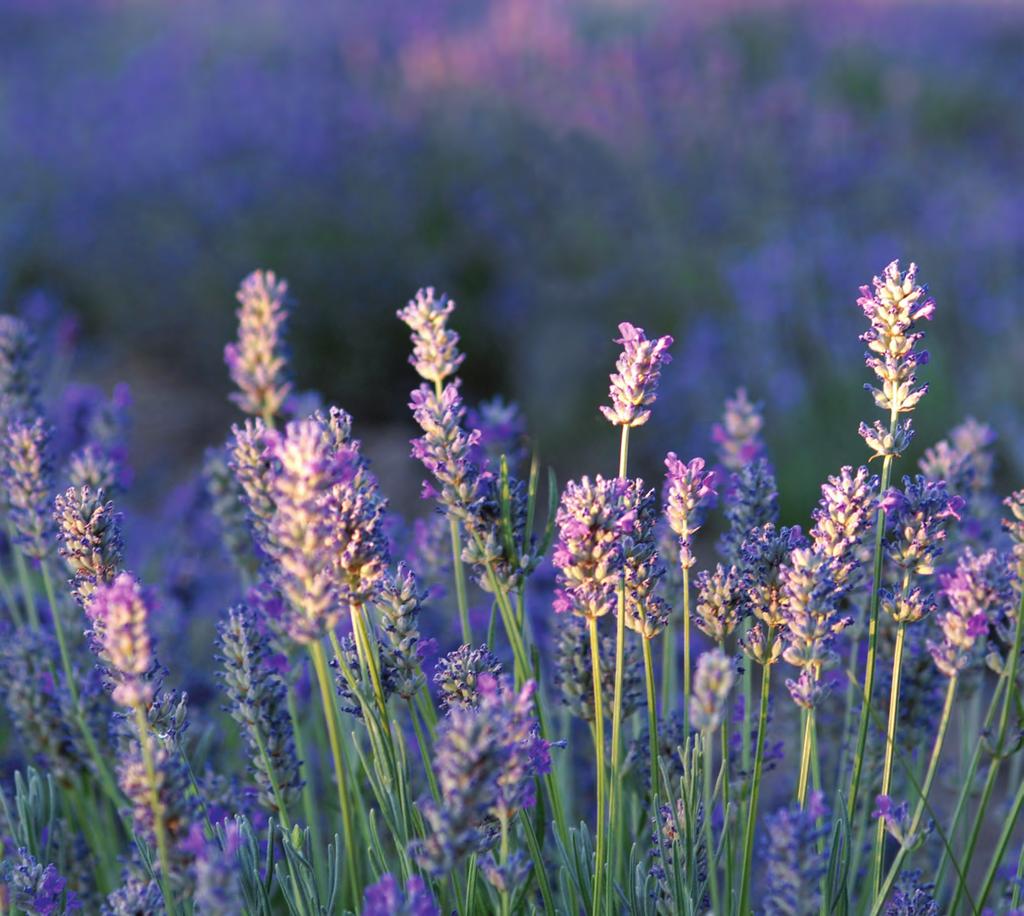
4 257 1024 916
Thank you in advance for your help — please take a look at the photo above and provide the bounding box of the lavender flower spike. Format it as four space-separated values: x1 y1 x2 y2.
87 572 156 706
0 314 40 420
664 453 716 570
2 416 57 560
224 270 292 421
599 322 673 428
689 648 735 732
712 388 766 471
397 287 464 386
54 485 124 607
363 874 439 916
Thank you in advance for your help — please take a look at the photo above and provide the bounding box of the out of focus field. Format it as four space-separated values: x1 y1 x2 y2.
2 0 1022 515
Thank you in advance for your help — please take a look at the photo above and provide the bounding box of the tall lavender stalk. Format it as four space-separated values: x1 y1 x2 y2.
599 321 672 908
848 260 934 822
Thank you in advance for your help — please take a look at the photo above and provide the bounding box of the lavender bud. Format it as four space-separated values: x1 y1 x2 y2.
66 442 118 492
689 649 735 732
553 616 642 723
859 418 915 461
719 458 779 565
810 465 877 589
397 287 464 386
434 643 502 713
694 564 742 643
102 874 163 915
859 260 934 416
711 388 766 471
885 870 939 916
780 548 848 679
224 270 292 421
0 315 40 420
87 573 156 707
54 486 123 607
2 416 56 560
204 444 260 579
0 849 80 915
229 418 277 553
882 476 963 576
376 563 425 700
217 605 302 816
599 322 673 429
664 452 716 570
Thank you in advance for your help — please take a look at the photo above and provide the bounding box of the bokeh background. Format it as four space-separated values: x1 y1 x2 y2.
3 0 1023 520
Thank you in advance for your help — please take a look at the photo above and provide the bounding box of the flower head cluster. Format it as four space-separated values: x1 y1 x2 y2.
885 871 939 916
694 564 742 643
882 476 963 576
689 648 735 732
859 260 934 416
0 314 40 420
0 848 80 915
87 572 156 706
262 417 351 643
187 821 243 915
929 547 1013 677
554 616 642 722
398 287 464 386
619 478 668 639
54 486 123 607
434 643 502 713
229 418 277 553
217 604 302 816
780 548 848 706
664 453 716 570
809 465 877 590
412 676 550 875
711 388 765 472
599 322 673 428
552 475 635 620
2 416 56 559
873 795 922 848
762 792 829 916
103 874 164 915
920 418 997 528
375 563 426 700
363 873 439 916
224 270 292 421
719 458 779 565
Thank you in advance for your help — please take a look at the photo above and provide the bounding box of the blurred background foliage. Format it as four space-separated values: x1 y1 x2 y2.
2 0 1023 521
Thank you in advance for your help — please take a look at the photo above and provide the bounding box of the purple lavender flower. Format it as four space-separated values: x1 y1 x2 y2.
59 382 132 492
552 475 634 620
599 322 673 429
363 873 439 916
694 564 742 643
0 314 40 420
762 792 829 915
262 417 350 644
711 388 765 472
780 547 848 707
719 458 779 565
187 820 243 915
930 547 1013 677
203 444 260 579
553 615 642 723
87 572 156 707
54 486 123 607
810 465 878 589
885 870 940 915
920 418 997 507
1005 488 1024 571
376 562 426 700
411 675 550 875
873 794 920 846
229 418 276 553
882 476 964 577
858 260 934 458
0 849 80 916
620 478 668 639
217 604 302 816
2 416 56 560
689 648 735 732
434 642 502 712
224 270 292 421
397 287 464 386
102 874 163 915
664 453 716 570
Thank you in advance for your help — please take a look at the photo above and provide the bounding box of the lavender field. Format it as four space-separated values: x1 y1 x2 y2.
2 1 1024 913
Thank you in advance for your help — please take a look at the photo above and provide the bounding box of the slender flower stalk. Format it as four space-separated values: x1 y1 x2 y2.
849 260 934 822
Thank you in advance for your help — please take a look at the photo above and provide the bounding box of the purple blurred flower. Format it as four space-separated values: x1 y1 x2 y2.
689 648 735 732
711 388 765 472
2 416 56 560
87 572 156 707
363 873 438 916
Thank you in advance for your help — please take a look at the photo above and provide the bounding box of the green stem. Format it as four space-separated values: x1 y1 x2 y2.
589 616 607 916
797 707 816 808
607 580 626 906
872 675 956 916
642 637 663 802
134 703 175 915
682 566 692 724
309 640 359 908
872 621 906 896
286 685 324 871
739 652 773 916
499 814 511 916
721 713 733 910
9 525 39 629
848 441 896 821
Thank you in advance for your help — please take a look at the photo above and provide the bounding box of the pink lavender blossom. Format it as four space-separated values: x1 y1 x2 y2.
690 648 735 732
54 486 123 607
224 270 292 421
599 322 673 429
397 287 464 386
87 572 156 706
810 465 878 590
711 388 766 472
664 453 716 570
